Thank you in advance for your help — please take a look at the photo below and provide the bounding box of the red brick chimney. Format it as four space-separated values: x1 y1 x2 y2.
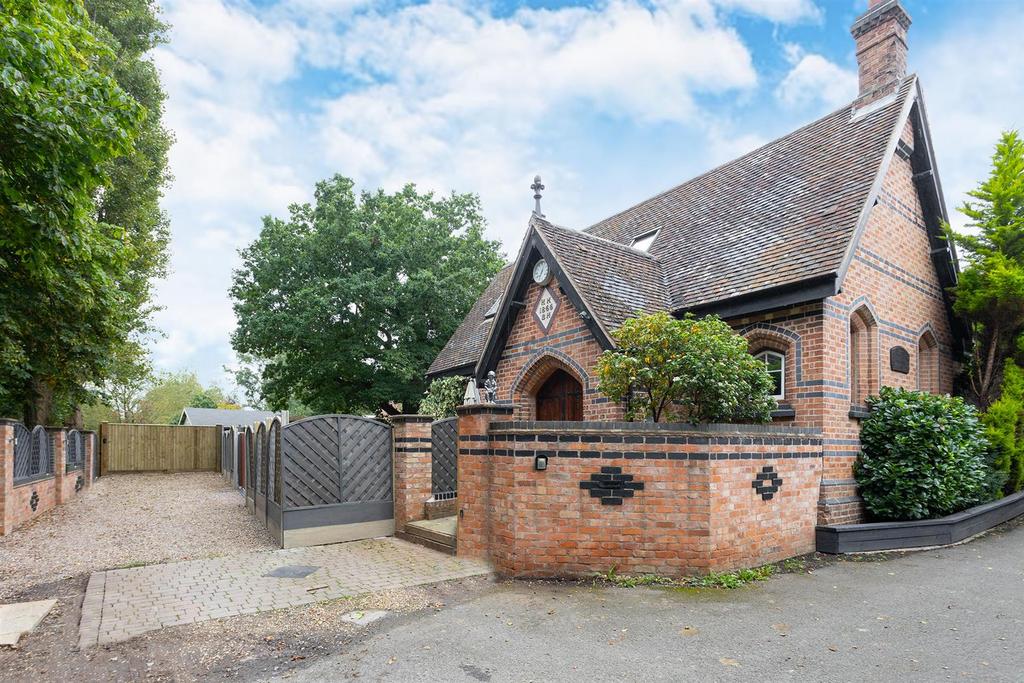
851 0 912 107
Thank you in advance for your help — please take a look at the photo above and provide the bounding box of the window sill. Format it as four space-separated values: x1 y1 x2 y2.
848 405 871 420
771 404 796 420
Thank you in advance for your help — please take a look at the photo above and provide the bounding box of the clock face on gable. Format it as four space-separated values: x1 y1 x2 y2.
532 259 551 285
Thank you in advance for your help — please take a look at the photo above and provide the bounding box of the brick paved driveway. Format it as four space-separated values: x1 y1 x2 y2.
78 538 490 647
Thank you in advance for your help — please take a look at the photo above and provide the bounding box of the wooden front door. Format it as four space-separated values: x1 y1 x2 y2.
536 369 583 421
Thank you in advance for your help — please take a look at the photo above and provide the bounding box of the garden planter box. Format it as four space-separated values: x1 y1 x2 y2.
815 490 1024 553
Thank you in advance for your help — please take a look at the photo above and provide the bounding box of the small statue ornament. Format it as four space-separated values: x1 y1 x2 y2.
483 371 498 403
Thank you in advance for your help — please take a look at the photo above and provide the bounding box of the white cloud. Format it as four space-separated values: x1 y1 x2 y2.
914 6 1024 232
312 0 759 239
775 43 857 110
142 0 833 387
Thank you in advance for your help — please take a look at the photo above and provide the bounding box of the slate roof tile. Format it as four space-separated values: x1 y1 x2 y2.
427 265 513 376
428 78 916 376
585 78 914 310
533 218 668 332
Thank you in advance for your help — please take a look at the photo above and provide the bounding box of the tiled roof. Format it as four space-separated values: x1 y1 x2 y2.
427 265 513 376
533 218 668 332
429 78 917 376
586 78 915 310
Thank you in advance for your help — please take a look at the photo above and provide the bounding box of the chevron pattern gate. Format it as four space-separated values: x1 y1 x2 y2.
273 415 394 548
431 417 457 498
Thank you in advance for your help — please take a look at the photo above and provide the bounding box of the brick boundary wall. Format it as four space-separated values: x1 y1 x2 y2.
456 406 823 578
0 419 95 536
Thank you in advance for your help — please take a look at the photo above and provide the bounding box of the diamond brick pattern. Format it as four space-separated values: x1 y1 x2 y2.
579 466 644 506
752 465 784 501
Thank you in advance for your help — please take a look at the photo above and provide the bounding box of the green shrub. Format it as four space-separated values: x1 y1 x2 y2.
596 312 775 423
419 376 466 418
982 361 1024 494
855 387 994 520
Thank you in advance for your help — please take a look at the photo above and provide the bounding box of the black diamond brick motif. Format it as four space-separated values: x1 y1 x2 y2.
29 490 39 511
580 466 644 505
752 465 783 501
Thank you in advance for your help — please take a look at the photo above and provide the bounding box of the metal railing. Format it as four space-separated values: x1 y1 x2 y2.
13 424 54 484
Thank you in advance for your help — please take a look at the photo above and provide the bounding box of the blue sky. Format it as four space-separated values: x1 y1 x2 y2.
149 0 1024 397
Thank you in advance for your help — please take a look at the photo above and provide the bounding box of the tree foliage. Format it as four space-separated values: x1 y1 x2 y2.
948 130 1024 409
137 371 236 425
83 0 172 337
982 361 1024 495
855 387 996 521
0 0 169 425
420 376 466 418
596 312 775 423
93 341 154 423
230 176 503 415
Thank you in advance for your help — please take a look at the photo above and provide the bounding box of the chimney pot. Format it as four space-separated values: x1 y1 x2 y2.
851 0 911 107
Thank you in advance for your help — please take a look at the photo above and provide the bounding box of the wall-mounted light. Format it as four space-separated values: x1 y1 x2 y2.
534 454 548 471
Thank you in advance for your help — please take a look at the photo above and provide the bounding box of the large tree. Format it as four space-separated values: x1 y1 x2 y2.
84 0 173 339
93 340 154 423
231 176 503 415
949 131 1024 409
0 0 170 425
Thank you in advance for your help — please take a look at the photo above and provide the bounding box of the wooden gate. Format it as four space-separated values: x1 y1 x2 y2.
100 423 221 474
273 415 393 548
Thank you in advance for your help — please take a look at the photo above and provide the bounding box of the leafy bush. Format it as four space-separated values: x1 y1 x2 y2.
855 387 995 520
982 361 1024 494
596 312 775 423
419 376 466 418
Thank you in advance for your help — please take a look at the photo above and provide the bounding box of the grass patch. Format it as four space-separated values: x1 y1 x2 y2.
780 557 808 573
597 564 774 590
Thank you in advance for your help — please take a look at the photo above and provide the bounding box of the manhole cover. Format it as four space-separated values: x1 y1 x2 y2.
264 565 320 578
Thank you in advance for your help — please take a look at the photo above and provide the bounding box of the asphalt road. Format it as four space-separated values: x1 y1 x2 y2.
285 521 1024 682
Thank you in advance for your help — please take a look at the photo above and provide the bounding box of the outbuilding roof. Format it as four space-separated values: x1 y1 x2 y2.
178 407 284 428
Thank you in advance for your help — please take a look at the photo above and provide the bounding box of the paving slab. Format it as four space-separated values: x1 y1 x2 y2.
0 599 57 646
78 537 489 647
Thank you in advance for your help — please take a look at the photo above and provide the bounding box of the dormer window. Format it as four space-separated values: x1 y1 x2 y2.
483 298 500 319
630 229 659 252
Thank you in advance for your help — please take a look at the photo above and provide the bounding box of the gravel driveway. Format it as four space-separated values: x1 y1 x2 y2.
0 472 275 601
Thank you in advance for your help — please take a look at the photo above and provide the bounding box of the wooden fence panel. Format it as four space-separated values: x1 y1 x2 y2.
100 423 221 474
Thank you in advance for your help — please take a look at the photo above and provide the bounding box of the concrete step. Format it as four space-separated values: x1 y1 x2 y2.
400 516 457 555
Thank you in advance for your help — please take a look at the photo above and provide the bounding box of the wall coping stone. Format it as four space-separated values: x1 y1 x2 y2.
488 420 821 437
389 414 434 423
457 404 515 416
0 418 22 426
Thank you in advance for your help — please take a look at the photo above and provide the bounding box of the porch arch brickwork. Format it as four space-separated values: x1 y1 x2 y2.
493 275 623 422
509 348 591 420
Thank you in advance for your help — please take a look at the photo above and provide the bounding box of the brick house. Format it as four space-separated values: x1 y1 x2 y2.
428 0 963 528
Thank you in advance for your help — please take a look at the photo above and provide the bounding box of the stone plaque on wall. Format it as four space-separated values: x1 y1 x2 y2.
890 346 910 374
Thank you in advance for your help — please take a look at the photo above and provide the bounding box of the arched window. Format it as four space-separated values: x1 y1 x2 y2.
918 330 939 394
850 305 878 405
754 350 785 399
536 369 583 421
